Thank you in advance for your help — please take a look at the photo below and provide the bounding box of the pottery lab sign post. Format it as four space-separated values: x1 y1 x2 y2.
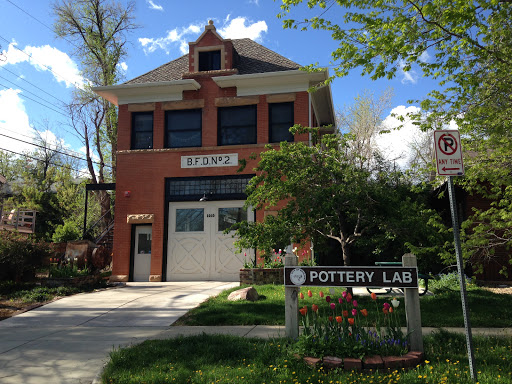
283 254 424 353
434 130 477 382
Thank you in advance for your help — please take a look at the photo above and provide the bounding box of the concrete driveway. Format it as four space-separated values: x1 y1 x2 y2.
0 281 238 384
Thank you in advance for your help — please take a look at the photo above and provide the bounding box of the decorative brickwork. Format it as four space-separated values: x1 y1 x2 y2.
239 268 284 285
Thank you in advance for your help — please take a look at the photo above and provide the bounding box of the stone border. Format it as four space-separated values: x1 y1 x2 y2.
301 351 424 371
240 268 283 285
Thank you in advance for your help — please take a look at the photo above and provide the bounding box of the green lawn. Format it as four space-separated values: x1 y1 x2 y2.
174 284 512 328
102 330 512 384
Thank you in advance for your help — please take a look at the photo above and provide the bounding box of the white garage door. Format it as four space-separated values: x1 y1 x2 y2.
166 200 254 281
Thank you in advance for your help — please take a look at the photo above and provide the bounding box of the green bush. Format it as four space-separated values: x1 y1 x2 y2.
52 221 81 243
0 231 51 281
429 271 476 293
49 264 89 278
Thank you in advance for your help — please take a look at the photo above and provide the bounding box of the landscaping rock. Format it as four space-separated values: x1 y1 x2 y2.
402 351 424 368
303 356 321 368
343 357 362 371
363 355 384 370
382 355 404 369
323 356 343 369
227 287 259 302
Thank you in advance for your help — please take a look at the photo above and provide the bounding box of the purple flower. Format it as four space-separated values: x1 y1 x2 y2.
326 296 331 303
352 300 358 308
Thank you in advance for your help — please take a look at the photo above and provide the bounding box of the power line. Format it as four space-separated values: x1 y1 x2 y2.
0 146 91 178
0 74 68 115
0 82 69 117
0 126 87 160
0 66 68 105
3 0 80 50
0 132 112 169
0 34 83 91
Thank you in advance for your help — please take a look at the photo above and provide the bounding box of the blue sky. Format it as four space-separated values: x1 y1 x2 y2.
0 0 435 173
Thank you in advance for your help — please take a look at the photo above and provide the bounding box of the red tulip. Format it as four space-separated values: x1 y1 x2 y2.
346 293 353 302
299 308 307 316
307 290 312 297
326 296 331 303
342 310 349 318
312 304 318 312
348 318 355 326
329 316 333 322
360 309 368 317
335 316 343 323
299 292 304 300
371 292 377 300
319 291 324 298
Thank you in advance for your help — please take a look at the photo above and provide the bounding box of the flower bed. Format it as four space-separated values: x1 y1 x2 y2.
294 288 414 369
240 268 283 285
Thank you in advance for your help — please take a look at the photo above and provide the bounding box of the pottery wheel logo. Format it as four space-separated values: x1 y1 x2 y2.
289 268 307 285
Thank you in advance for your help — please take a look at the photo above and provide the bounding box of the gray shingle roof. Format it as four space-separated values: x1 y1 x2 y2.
124 39 301 85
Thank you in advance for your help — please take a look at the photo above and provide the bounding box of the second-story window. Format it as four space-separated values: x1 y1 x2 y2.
131 112 153 150
269 102 294 143
199 50 221 71
165 109 202 148
218 105 257 146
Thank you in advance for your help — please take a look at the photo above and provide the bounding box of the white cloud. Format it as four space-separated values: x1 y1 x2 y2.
118 61 128 73
398 60 418 84
0 89 35 154
376 105 425 168
419 50 430 63
218 17 268 42
0 42 84 88
147 0 163 11
138 17 268 55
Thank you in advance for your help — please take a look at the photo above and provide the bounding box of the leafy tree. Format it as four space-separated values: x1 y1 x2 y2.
337 88 394 169
279 0 512 274
53 0 138 229
235 127 442 267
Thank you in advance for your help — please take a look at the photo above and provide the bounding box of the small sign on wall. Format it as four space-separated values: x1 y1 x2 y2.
181 153 238 168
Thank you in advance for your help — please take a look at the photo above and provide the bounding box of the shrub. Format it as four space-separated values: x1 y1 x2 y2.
52 221 81 243
430 271 476 293
0 231 51 281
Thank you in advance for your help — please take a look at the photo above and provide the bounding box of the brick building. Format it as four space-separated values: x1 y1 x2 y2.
94 21 335 282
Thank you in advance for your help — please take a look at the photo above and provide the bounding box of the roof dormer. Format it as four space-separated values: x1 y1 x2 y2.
187 20 237 75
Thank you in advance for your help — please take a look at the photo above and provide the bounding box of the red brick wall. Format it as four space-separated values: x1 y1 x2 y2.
113 84 312 280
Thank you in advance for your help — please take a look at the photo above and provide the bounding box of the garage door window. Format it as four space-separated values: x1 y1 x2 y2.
218 207 247 232
176 209 204 232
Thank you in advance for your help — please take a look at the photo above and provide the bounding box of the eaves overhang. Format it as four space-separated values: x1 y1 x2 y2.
212 69 335 127
92 80 201 106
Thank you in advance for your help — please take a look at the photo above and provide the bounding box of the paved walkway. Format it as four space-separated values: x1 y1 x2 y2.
0 283 511 384
0 281 238 384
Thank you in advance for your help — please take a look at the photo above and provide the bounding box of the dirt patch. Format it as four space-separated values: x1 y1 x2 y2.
482 286 512 295
0 299 48 321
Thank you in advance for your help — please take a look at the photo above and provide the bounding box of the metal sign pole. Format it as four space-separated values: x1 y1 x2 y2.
447 176 477 382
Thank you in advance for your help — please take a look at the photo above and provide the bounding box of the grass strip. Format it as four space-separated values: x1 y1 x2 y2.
174 285 512 328
101 330 512 384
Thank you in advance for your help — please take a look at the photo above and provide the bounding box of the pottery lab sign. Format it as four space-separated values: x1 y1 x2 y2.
284 266 418 288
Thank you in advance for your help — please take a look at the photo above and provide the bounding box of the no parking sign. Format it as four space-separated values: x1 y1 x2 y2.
434 130 464 176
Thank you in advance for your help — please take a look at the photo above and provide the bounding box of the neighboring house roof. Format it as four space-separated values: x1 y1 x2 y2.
124 39 301 85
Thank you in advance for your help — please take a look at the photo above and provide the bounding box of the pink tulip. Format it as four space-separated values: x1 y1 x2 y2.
330 303 336 310
352 300 358 308
352 308 358 316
